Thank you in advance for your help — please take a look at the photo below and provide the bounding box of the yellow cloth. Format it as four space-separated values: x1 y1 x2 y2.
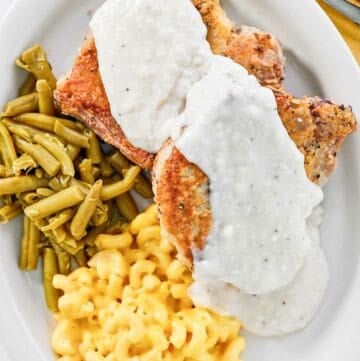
317 0 360 64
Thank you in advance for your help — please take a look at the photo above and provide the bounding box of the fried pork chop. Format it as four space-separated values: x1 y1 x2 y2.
154 0 357 263
54 36 154 169
192 0 285 87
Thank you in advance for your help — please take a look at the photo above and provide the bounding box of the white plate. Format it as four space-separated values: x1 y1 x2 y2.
0 1 359 360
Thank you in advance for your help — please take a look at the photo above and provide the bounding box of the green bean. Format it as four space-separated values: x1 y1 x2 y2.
36 188 55 197
3 119 40 142
0 165 7 178
14 113 79 132
36 79 55 115
19 216 40 271
56 249 71 275
42 227 83 257
0 202 22 223
41 209 75 232
48 178 65 192
42 248 60 312
0 176 48 195
66 144 81 161
69 178 91 195
12 153 37 174
85 130 101 164
35 168 44 179
1 93 38 117
105 219 128 235
18 192 43 206
19 74 36 96
107 152 153 198
106 151 130 170
16 45 57 89
79 158 95 184
100 166 141 201
92 166 101 180
115 192 139 221
74 249 88 267
14 137 61 177
24 186 85 220
0 121 17 175
99 155 114 177
33 133 75 176
92 201 108 227
70 180 102 240
54 120 90 148
85 245 98 258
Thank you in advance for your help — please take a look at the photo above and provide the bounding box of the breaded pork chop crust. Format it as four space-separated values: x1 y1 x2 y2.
192 0 285 87
54 36 154 169
153 140 211 265
154 93 357 262
275 92 356 185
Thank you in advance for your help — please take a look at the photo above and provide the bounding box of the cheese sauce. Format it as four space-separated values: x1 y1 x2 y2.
90 0 211 152
176 56 324 295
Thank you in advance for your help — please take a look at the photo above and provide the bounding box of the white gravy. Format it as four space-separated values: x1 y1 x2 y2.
90 0 211 152
176 56 323 295
90 0 328 336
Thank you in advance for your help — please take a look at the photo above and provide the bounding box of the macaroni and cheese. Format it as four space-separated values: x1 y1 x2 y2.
51 205 245 360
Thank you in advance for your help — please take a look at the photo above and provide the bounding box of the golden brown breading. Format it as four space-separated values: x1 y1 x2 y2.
275 91 356 185
192 0 285 87
154 94 357 261
54 36 154 169
193 0 357 183
153 140 211 265
155 0 357 263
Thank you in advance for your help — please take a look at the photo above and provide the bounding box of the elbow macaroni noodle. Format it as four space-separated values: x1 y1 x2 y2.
52 204 245 361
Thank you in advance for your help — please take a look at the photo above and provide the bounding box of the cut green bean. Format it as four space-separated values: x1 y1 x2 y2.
115 192 139 221
3 119 42 142
41 209 75 232
70 180 102 240
56 249 71 275
19 74 36 96
18 192 43 206
66 144 81 161
12 153 37 174
36 188 55 197
24 186 85 220
14 113 79 132
1 93 38 117
85 130 101 164
36 79 55 115
92 201 108 227
69 178 92 195
16 45 57 89
19 216 41 271
54 120 90 148
99 155 114 177
14 137 61 177
0 121 17 175
33 133 75 176
79 158 95 185
105 219 128 235
0 165 7 178
0 202 22 223
74 249 88 267
107 152 153 198
0 176 48 195
100 166 141 201
42 248 60 312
